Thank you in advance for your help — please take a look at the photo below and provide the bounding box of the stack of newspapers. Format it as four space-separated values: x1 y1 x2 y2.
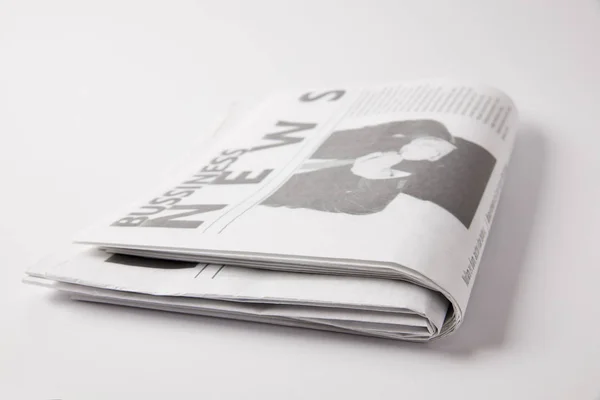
25 79 517 341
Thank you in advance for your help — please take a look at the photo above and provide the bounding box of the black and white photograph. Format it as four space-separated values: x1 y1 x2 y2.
263 119 496 228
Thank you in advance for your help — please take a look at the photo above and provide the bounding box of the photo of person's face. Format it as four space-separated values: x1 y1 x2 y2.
262 119 496 228
351 152 410 180
351 137 457 180
399 137 457 161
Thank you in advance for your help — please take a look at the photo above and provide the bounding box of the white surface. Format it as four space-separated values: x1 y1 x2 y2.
1 0 599 398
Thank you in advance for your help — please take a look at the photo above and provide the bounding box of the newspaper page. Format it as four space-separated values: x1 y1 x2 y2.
26 276 434 340
25 246 448 340
64 79 517 337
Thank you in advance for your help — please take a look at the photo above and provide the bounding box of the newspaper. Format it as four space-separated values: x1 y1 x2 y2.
25 79 518 341
25 247 448 340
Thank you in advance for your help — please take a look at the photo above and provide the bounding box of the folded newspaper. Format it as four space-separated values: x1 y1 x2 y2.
25 80 517 341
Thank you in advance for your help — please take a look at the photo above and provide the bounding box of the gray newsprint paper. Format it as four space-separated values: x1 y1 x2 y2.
25 79 518 341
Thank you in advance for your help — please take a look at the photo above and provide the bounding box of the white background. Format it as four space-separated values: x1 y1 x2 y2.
1 0 599 398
